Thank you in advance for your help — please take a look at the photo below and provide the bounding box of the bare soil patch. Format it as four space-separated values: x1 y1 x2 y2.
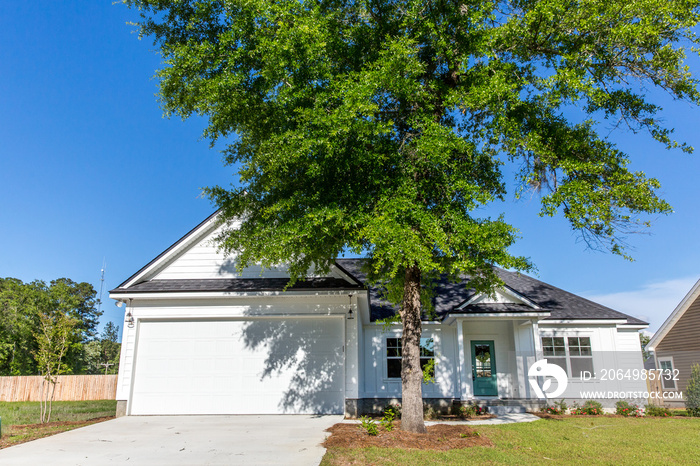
0 416 114 449
323 421 492 450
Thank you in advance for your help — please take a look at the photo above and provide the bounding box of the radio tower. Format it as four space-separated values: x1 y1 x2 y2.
97 258 106 316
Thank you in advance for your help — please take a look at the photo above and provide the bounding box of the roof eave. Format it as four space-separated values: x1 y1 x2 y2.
647 277 700 351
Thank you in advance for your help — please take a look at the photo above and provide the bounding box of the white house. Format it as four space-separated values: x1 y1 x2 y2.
110 212 649 416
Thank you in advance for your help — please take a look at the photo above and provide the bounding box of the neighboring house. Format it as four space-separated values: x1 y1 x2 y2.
647 279 700 407
110 212 648 416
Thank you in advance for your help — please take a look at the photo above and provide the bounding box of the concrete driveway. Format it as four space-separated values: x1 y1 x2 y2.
0 415 342 465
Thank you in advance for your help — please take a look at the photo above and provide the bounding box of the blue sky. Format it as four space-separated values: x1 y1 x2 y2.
1 2 699 336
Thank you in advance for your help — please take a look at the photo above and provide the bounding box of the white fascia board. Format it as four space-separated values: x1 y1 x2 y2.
539 319 626 325
500 286 541 309
647 278 700 351
331 262 365 287
617 324 648 330
443 312 550 325
109 289 362 301
138 313 346 321
122 213 222 289
457 286 540 309
368 321 443 327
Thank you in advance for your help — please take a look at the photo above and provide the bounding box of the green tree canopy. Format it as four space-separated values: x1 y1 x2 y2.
125 0 700 431
0 277 101 375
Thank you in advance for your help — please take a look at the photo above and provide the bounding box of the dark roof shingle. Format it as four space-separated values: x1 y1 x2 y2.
335 258 647 325
111 277 363 294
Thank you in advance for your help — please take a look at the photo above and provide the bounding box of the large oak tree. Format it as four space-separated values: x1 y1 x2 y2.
125 0 699 432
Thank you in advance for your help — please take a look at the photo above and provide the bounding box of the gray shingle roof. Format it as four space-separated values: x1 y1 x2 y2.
111 277 363 294
335 258 647 325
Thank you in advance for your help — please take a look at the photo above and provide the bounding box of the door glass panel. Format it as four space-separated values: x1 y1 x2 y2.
474 344 492 378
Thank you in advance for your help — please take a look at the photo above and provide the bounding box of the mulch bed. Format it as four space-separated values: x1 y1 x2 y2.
0 416 114 449
323 421 493 450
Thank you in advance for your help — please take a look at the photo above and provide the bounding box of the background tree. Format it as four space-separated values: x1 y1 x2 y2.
0 277 101 376
126 0 700 432
84 322 121 375
0 278 41 375
686 364 700 417
639 333 651 361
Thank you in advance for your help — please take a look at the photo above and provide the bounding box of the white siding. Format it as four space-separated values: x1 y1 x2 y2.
361 324 459 399
152 223 342 280
538 324 647 401
115 310 136 401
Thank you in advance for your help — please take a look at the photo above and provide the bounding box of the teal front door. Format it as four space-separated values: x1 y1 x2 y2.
471 340 498 396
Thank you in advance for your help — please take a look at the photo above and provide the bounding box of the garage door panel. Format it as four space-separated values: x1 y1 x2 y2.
130 318 344 415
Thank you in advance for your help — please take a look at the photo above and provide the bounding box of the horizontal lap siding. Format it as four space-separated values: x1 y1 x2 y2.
0 375 118 402
152 224 337 280
656 298 700 394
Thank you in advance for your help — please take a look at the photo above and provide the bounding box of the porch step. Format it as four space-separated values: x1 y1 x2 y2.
486 405 526 415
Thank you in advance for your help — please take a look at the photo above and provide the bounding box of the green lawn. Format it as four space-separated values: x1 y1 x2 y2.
0 400 116 435
321 417 700 465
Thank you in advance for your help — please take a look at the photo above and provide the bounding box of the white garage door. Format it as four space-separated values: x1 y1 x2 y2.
130 318 344 415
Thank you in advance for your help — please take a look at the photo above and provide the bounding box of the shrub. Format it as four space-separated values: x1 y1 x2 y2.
615 400 643 417
645 404 673 417
380 406 397 431
571 400 604 415
543 400 568 415
686 364 700 417
423 404 437 420
359 416 378 436
460 404 476 418
387 403 401 419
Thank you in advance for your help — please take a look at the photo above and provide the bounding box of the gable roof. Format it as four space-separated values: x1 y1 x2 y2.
115 210 222 289
335 258 647 325
647 278 700 351
110 211 363 296
111 212 646 326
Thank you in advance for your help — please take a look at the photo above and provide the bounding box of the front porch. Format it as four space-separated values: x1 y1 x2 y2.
448 317 544 404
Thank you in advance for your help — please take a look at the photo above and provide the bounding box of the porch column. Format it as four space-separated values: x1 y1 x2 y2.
456 319 469 400
532 318 542 358
514 320 538 399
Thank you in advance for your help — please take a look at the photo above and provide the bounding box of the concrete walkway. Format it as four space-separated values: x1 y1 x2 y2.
0 415 343 465
343 412 541 426
426 413 541 425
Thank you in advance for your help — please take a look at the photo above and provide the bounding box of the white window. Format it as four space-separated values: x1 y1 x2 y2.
542 336 593 378
386 337 435 379
658 357 677 390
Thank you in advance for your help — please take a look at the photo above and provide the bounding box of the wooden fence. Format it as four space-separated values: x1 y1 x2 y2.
0 375 117 402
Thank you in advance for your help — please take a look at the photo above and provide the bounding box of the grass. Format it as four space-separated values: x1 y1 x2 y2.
321 416 700 465
0 400 116 448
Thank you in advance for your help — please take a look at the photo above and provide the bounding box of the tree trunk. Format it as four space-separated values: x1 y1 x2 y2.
47 379 57 423
400 265 426 433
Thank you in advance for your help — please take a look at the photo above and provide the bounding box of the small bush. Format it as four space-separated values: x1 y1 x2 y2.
544 400 568 415
380 406 397 431
423 404 437 420
615 400 643 417
460 405 476 418
387 403 401 419
685 364 700 417
645 404 673 417
571 400 604 415
359 416 378 436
